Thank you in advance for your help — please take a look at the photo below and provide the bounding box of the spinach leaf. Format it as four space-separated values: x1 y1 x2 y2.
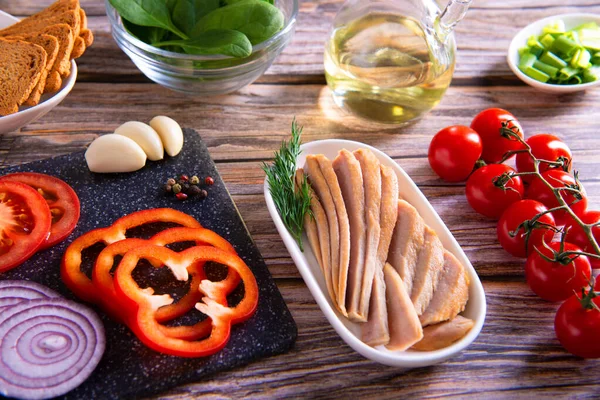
109 0 189 39
192 0 284 45
172 0 220 37
122 19 168 44
166 0 177 12
154 29 252 57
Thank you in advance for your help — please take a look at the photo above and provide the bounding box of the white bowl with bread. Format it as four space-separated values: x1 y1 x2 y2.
0 1 93 134
264 139 486 367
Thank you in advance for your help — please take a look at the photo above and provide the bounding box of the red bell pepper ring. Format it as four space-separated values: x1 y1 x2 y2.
61 208 201 304
114 244 259 358
93 228 241 340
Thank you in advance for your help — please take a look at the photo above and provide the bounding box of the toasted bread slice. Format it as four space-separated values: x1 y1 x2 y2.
40 24 74 82
0 39 47 116
8 34 60 106
0 8 80 39
0 17 75 80
72 8 93 58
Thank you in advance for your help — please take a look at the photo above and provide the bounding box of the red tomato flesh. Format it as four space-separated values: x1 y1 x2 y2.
526 170 587 226
555 290 600 359
497 199 556 258
515 134 572 183
564 210 600 269
525 242 591 302
428 125 482 182
0 173 80 249
470 108 524 163
465 164 524 219
0 181 51 272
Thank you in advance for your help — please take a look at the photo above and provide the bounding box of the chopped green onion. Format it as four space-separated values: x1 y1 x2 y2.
523 66 550 82
543 20 566 35
574 22 599 31
570 48 591 69
559 66 579 80
539 51 567 68
519 52 537 69
552 35 579 56
533 60 559 78
583 66 600 82
517 18 600 85
527 35 545 56
540 33 556 48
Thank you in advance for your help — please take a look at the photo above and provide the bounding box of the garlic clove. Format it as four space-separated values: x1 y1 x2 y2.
85 134 147 173
115 121 164 161
149 116 183 157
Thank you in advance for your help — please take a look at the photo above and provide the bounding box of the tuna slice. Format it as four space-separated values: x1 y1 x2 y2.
353 148 382 319
295 169 335 303
410 225 444 315
376 164 399 269
420 250 470 327
304 156 345 316
304 155 351 316
383 263 423 351
333 149 367 322
386 200 425 296
412 316 475 351
361 268 389 346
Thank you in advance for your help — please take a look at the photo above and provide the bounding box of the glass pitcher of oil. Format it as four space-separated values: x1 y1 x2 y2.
325 0 472 125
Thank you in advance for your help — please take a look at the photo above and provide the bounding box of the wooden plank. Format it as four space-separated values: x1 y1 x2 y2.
154 280 600 399
1 83 598 280
3 1 600 83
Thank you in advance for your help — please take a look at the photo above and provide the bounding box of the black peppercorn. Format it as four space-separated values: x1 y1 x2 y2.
164 184 173 193
188 185 202 196
199 189 208 199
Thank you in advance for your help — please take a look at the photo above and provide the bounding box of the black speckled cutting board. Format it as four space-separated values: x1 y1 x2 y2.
0 129 297 399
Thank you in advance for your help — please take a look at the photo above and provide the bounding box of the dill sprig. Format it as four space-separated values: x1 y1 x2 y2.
262 119 312 251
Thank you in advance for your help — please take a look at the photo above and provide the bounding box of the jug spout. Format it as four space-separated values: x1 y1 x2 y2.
437 0 472 39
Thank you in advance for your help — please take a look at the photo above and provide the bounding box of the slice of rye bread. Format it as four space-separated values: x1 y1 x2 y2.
7 34 60 106
0 39 47 116
0 8 80 39
39 24 74 83
0 15 76 81
71 8 93 59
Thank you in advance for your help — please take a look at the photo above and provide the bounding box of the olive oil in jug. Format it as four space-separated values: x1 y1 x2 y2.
324 0 471 125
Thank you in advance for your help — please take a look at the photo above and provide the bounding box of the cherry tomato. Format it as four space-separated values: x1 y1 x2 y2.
515 134 572 183
497 199 556 258
554 287 600 358
0 172 80 249
526 170 587 226
465 164 524 219
428 125 482 182
525 242 591 302
0 181 51 272
470 108 525 163
564 210 600 269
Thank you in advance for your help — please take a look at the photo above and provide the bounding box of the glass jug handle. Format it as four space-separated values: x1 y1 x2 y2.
437 0 472 40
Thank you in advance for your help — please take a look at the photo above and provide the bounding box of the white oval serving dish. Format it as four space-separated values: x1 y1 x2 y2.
0 10 77 134
264 139 487 368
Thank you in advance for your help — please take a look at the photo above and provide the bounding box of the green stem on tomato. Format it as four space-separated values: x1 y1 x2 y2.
501 125 600 258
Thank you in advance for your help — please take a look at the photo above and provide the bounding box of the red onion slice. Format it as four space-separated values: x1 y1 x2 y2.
0 298 105 400
0 281 61 312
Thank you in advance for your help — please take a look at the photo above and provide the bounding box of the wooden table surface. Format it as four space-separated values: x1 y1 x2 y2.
2 0 600 398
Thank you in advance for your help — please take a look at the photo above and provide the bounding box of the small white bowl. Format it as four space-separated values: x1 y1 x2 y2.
507 13 600 93
264 139 487 368
0 10 77 134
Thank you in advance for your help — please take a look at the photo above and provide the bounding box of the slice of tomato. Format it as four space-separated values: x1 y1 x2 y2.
0 181 51 272
0 172 80 249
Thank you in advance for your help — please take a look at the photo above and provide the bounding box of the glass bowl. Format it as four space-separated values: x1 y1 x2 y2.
105 0 298 95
